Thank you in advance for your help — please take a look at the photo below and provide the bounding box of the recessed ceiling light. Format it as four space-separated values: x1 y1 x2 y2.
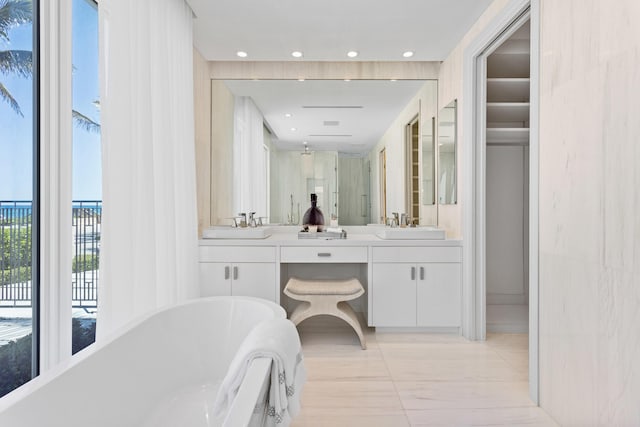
236 51 248 58
291 51 303 58
344 79 351 82
297 78 305 82
390 79 397 82
402 51 414 58
285 113 292 118
347 51 358 58
290 127 297 131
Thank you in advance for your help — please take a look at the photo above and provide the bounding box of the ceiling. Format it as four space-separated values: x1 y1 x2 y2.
188 0 494 61
223 79 430 153
190 1 493 154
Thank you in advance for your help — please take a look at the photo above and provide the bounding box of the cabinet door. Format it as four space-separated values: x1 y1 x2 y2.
231 263 277 302
199 263 232 296
372 263 416 326
416 263 461 327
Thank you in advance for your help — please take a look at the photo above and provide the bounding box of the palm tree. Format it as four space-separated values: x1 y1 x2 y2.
0 0 32 117
0 0 100 131
72 109 100 133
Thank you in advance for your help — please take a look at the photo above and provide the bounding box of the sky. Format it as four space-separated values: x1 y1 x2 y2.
0 0 101 201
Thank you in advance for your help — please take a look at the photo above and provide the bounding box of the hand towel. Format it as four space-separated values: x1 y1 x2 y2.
213 318 306 426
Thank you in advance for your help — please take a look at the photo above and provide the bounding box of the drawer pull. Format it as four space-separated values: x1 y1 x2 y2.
224 266 230 280
420 266 425 280
317 252 332 257
411 266 416 280
233 266 238 280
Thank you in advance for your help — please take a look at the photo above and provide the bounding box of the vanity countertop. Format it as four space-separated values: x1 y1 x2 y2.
199 227 462 247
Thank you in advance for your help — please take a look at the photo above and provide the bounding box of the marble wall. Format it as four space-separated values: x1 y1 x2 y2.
338 156 370 225
193 48 211 234
209 80 235 225
538 1 640 425
437 0 511 238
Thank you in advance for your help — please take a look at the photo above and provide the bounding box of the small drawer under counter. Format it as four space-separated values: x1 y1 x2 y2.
280 245 368 263
372 246 462 263
199 245 276 263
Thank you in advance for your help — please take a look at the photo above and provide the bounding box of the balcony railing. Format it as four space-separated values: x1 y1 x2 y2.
0 200 101 308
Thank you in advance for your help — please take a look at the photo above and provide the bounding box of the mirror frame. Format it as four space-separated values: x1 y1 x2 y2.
437 99 457 205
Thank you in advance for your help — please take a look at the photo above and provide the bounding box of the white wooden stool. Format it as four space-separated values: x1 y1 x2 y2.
284 277 367 349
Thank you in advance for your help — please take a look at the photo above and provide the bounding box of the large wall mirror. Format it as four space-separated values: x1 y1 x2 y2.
438 99 457 204
210 79 438 225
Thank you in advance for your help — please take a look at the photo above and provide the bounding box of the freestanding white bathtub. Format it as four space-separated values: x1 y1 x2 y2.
0 297 286 427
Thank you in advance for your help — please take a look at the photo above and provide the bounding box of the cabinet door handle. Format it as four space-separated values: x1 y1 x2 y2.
420 266 425 280
317 252 332 257
233 266 238 280
224 266 230 280
411 266 416 280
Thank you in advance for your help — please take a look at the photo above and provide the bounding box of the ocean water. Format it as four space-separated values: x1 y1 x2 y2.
0 202 102 220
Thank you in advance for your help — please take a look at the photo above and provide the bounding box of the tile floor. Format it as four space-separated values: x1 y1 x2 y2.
292 316 557 427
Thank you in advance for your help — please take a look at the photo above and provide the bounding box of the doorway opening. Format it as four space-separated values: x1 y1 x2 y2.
485 20 531 334
463 0 539 403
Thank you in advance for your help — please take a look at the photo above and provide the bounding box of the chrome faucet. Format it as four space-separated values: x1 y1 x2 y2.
238 213 247 228
400 213 409 227
248 212 257 227
390 212 399 228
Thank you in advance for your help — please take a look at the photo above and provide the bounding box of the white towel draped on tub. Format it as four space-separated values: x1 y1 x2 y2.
214 318 306 426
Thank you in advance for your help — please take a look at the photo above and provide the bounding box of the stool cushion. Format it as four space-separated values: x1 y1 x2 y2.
285 277 363 296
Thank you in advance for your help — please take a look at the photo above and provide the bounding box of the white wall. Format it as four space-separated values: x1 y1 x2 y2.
368 81 438 225
193 48 211 234
486 145 527 304
538 1 640 425
437 0 511 238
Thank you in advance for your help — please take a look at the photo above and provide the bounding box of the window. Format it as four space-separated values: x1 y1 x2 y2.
71 0 100 354
0 0 39 398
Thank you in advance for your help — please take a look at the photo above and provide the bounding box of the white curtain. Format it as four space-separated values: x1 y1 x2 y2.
97 0 199 338
233 96 268 217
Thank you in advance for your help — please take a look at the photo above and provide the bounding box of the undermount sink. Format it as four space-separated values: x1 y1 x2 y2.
375 226 445 240
202 226 272 239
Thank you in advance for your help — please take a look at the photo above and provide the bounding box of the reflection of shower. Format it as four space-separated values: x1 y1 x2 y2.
301 143 314 179
287 194 300 225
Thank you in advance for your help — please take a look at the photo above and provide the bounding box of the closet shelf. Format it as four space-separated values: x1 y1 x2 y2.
487 78 530 102
487 53 530 79
486 128 529 144
486 102 530 122
492 39 530 55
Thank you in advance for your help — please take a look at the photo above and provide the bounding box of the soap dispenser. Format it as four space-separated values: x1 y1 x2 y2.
302 193 325 232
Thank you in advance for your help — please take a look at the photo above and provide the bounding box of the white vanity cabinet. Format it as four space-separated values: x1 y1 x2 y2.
371 246 462 328
371 262 416 326
198 246 277 301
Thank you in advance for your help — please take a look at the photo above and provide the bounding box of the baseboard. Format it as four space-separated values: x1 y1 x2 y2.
374 326 461 334
486 323 528 334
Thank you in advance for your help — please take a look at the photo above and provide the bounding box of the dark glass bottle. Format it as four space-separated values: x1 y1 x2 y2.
302 193 325 231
